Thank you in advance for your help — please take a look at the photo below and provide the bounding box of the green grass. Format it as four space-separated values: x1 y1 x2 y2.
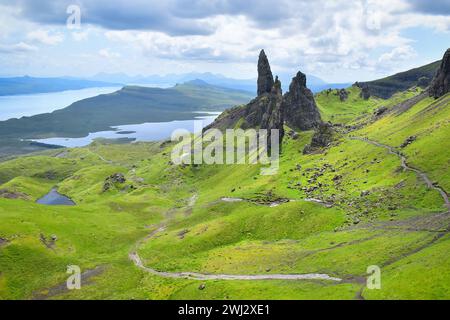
0 85 449 300
360 60 440 98
315 86 379 124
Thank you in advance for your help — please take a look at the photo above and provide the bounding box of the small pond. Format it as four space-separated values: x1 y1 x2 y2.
36 188 75 206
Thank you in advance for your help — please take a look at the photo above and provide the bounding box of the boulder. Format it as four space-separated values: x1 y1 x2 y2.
103 173 126 192
374 106 388 116
303 123 334 154
400 136 416 148
338 89 349 101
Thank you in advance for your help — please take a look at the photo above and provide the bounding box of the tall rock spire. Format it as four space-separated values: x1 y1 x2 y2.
257 49 274 96
281 71 322 131
429 48 450 99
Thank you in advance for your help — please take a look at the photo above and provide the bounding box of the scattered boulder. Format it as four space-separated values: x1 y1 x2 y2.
428 48 450 99
177 229 190 239
400 136 416 148
360 190 370 197
103 173 126 192
0 237 8 247
39 233 57 249
374 106 388 116
0 189 29 200
338 89 349 101
287 130 299 140
303 123 334 154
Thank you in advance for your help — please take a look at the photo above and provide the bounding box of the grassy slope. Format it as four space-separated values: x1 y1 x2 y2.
357 93 450 190
361 60 440 98
0 86 449 300
315 86 379 124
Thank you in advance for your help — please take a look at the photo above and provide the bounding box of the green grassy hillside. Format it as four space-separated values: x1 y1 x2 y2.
0 83 449 299
360 60 440 98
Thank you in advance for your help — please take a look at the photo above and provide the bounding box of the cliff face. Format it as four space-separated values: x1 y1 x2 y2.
261 77 285 150
429 48 450 99
206 50 322 148
282 71 322 131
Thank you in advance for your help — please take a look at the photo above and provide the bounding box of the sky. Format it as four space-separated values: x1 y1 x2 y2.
0 0 449 83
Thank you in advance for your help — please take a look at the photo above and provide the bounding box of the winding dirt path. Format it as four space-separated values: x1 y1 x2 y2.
129 137 449 291
129 226 342 282
351 136 450 299
87 149 113 164
351 137 450 213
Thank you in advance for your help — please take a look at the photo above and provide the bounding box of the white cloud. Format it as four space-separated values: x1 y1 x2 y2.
98 48 121 59
0 0 449 81
0 42 38 53
72 31 89 41
27 30 63 45
379 45 417 64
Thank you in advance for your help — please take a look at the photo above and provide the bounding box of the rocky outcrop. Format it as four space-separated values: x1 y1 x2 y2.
282 71 322 131
103 173 126 192
0 189 29 200
429 48 450 99
206 50 323 150
206 51 284 137
354 82 371 100
303 123 334 154
337 89 349 101
257 50 274 96
400 135 416 148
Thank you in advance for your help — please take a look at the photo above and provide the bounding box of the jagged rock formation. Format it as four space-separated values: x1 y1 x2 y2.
429 48 450 99
282 72 322 130
206 50 324 150
257 50 274 96
205 75 284 149
206 50 284 136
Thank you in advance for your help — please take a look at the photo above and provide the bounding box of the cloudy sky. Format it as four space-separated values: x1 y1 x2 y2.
0 0 449 83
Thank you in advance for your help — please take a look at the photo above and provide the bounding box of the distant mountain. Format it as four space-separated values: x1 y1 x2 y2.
0 81 253 153
0 76 121 96
359 60 441 99
87 72 345 94
88 72 256 92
